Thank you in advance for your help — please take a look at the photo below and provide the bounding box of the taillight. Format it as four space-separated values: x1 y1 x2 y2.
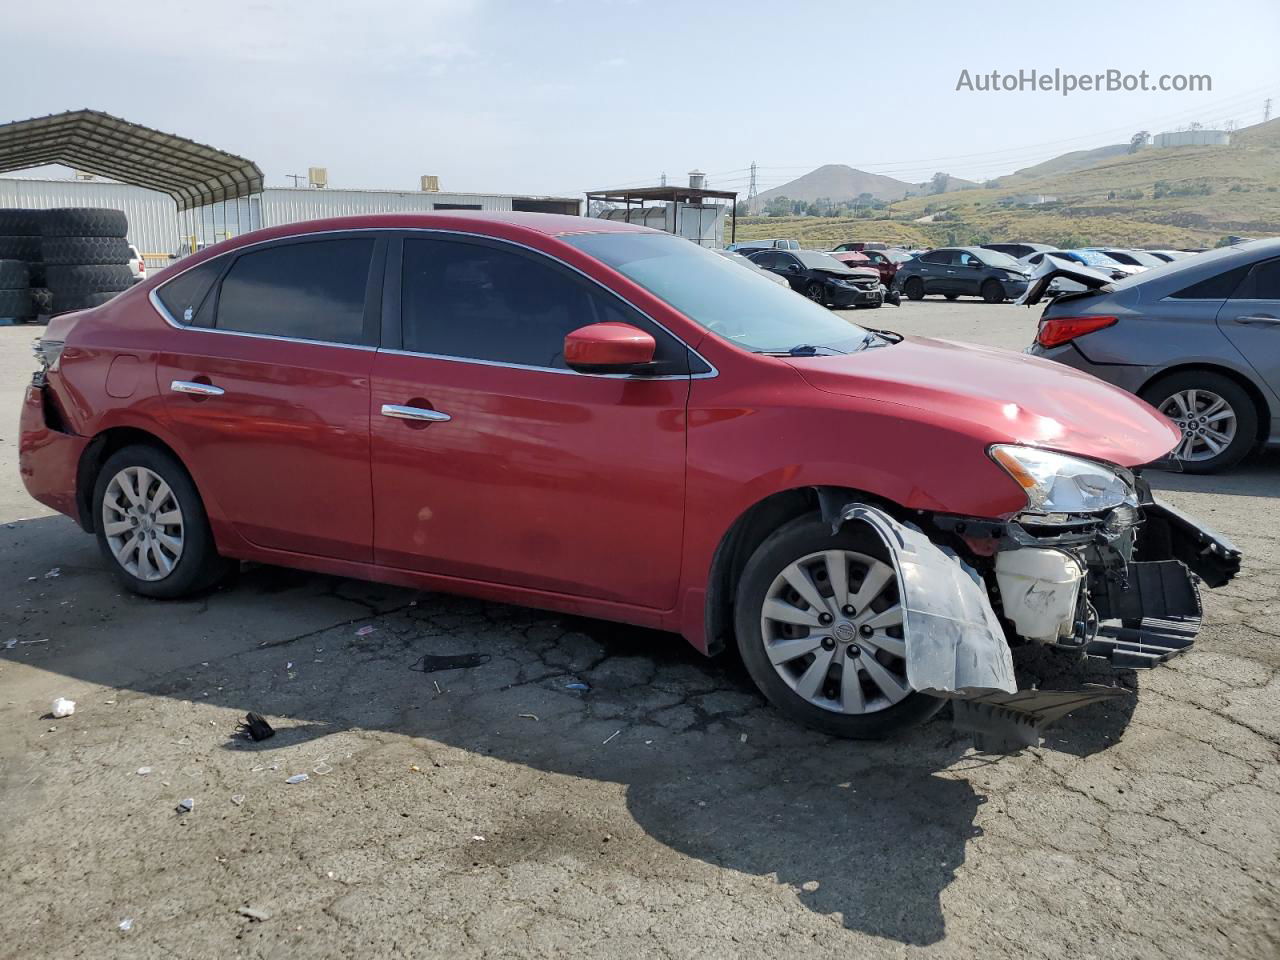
1036 315 1117 349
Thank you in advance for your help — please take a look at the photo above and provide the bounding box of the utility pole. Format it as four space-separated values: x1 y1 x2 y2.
286 173 305 188
1266 98 1273 123
746 160 758 211
660 171 667 187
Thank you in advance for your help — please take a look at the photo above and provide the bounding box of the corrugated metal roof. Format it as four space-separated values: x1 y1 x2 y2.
0 110 263 210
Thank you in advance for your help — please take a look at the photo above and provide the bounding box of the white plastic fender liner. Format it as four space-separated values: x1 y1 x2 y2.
835 504 1017 697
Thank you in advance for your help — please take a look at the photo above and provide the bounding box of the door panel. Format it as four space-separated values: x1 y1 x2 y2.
371 356 688 606
1217 258 1280 400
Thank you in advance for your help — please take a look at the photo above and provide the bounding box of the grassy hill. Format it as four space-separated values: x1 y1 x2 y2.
735 118 1280 249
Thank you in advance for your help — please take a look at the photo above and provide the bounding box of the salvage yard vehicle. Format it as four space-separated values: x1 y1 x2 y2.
895 246 1033 303
20 213 1240 747
710 247 791 288
747 248 884 308
1024 237 1280 473
830 248 907 288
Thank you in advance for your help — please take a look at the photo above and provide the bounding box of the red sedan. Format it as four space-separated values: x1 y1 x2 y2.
20 213 1238 745
830 249 906 287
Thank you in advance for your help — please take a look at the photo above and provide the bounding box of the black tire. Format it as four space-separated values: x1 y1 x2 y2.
45 263 134 294
52 289 120 312
41 207 129 238
30 287 52 314
42 236 132 265
904 276 925 300
0 209 43 236
0 259 30 289
944 292 959 301
91 445 231 599
1140 370 1258 474
804 281 827 306
733 514 944 739
981 279 1005 304
0 288 35 319
0 235 41 261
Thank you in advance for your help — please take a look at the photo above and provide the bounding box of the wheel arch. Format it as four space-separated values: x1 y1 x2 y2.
1139 362 1272 444
702 485 899 657
76 427 190 532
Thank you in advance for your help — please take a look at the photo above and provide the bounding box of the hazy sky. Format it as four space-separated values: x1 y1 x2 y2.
4 0 1279 197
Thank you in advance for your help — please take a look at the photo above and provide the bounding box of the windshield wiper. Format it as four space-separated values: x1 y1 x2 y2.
756 343 847 357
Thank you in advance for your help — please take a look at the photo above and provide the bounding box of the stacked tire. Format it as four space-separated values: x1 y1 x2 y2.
41 208 134 314
0 209 42 322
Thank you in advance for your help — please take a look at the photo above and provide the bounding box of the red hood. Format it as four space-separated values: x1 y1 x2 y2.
787 336 1180 467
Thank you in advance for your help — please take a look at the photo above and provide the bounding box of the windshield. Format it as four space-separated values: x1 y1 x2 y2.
975 249 1021 269
567 233 871 354
1069 249 1123 267
794 251 851 271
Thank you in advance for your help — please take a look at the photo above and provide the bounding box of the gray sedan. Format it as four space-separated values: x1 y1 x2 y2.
1026 239 1280 472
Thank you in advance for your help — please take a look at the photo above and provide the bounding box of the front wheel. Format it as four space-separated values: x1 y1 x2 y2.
804 281 827 305
92 445 231 598
733 515 943 738
981 279 1005 303
903 276 925 301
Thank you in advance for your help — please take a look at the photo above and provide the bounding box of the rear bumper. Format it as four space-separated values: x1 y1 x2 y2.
18 382 87 521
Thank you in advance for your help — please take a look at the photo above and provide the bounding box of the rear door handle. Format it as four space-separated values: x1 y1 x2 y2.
1234 315 1280 326
381 404 451 423
171 380 224 396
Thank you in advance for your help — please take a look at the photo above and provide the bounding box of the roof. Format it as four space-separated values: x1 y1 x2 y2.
585 185 738 203
0 109 263 211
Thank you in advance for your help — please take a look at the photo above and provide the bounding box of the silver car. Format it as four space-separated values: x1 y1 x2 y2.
1025 238 1280 472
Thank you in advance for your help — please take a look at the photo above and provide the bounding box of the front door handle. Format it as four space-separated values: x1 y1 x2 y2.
1234 314 1280 326
381 404 451 423
171 380 224 397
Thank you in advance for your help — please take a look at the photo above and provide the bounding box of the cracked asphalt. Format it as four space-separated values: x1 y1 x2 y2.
0 302 1277 959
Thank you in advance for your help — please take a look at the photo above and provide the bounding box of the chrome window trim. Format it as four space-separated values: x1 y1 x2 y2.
148 226 719 379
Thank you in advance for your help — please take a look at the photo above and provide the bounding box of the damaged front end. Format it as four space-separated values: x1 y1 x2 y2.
826 470 1240 750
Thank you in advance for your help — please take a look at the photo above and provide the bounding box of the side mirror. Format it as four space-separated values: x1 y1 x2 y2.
564 322 657 374
786 263 801 273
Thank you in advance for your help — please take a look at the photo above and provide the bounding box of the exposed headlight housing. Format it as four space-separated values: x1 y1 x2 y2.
990 444 1137 515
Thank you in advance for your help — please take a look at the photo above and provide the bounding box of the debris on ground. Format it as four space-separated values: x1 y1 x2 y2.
136 766 152 776
566 682 589 691
240 712 275 742
740 734 749 743
231 795 245 806
118 918 134 932
4 638 15 649
44 568 60 578
410 652 491 673
471 835 486 842
285 773 309 784
355 625 376 637
518 713 539 721
313 761 332 776
176 797 195 813
50 697 75 718
237 906 272 922
602 729 621 745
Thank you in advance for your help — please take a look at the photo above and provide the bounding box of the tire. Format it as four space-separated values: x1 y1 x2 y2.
944 292 959 301
0 209 43 236
0 288 35 319
804 281 827 306
981 279 1005 304
1141 370 1257 473
30 287 52 314
41 207 129 238
0 235 41 261
903 276 925 300
91 445 231 598
0 259 30 289
52 289 119 312
44 263 134 294
734 514 944 739
42 236 132 265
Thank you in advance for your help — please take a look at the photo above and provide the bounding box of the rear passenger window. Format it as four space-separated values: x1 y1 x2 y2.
1234 259 1280 299
157 256 224 326
215 238 374 344
400 237 688 374
1170 264 1251 300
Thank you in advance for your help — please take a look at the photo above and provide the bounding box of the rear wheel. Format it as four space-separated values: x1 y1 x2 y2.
91 445 232 598
903 276 925 301
1141 371 1256 473
981 279 1005 303
804 281 827 305
734 515 942 738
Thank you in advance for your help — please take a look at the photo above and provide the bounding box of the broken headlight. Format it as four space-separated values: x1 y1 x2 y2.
989 444 1137 516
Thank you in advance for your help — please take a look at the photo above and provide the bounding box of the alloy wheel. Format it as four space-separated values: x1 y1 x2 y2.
759 550 909 716
1159 389 1237 462
101 465 185 581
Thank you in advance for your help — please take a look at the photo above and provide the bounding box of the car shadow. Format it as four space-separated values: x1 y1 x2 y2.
0 514 1143 945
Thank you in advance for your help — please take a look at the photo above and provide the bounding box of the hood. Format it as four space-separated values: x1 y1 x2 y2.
1017 253 1114 306
826 266 881 281
786 336 1180 467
